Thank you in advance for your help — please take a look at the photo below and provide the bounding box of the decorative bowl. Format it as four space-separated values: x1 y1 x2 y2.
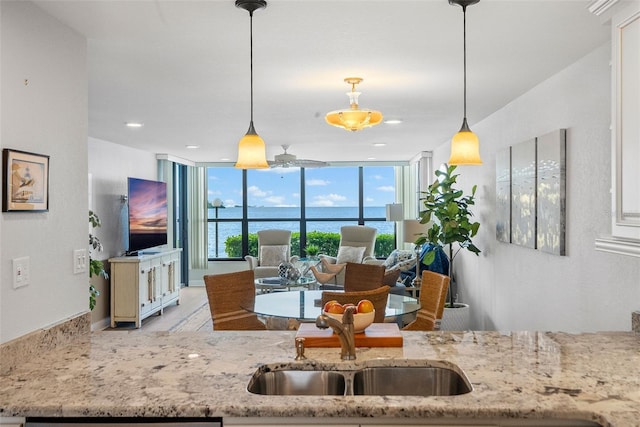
322 309 375 333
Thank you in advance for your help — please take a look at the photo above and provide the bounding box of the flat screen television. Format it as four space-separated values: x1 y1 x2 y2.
126 177 168 255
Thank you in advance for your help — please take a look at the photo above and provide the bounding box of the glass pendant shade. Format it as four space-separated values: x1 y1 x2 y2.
449 118 482 165
235 122 269 169
234 0 269 169
325 77 383 131
449 0 482 166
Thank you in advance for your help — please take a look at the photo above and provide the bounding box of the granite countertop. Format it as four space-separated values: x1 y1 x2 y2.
0 330 639 426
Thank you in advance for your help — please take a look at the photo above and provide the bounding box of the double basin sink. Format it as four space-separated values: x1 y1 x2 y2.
247 359 472 396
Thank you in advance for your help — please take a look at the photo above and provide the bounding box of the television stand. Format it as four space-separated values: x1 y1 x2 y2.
109 249 182 328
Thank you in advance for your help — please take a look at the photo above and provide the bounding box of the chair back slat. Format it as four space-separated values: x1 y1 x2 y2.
343 262 386 292
321 285 390 323
203 270 267 331
403 271 450 331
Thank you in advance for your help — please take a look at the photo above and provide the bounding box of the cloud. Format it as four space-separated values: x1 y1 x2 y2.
308 193 347 207
365 197 374 202
247 185 268 197
377 185 395 192
371 174 384 180
307 179 330 186
264 196 286 204
325 193 347 201
310 199 335 207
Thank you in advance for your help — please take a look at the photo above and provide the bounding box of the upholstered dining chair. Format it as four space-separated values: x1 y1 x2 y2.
203 270 267 330
321 285 391 323
403 270 450 331
343 262 386 292
244 229 299 279
319 225 378 287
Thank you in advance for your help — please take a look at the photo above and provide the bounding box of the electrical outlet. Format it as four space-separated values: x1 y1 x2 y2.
73 249 87 274
12 256 30 289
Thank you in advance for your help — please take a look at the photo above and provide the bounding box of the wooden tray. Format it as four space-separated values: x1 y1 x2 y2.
295 323 403 347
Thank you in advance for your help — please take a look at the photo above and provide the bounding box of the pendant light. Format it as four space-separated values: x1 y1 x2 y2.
235 0 269 169
325 77 383 132
448 0 482 165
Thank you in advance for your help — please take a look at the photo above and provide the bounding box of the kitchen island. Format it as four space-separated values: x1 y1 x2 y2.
0 330 639 426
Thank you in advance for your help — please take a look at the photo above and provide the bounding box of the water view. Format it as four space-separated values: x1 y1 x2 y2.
208 206 394 258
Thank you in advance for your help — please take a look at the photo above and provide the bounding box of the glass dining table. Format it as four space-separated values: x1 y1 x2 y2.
249 290 420 322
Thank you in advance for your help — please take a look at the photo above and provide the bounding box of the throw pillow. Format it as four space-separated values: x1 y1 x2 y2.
336 246 366 264
383 249 415 270
259 245 289 266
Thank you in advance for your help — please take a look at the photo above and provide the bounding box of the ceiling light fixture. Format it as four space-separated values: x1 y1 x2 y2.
234 0 269 169
125 122 143 128
325 77 383 132
448 0 482 165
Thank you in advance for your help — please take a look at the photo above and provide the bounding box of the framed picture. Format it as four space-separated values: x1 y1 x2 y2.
2 149 50 212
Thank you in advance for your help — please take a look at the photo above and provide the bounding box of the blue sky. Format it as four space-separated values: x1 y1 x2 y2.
207 166 395 208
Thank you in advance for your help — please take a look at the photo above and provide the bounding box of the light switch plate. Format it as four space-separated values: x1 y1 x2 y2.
73 249 87 274
12 256 30 289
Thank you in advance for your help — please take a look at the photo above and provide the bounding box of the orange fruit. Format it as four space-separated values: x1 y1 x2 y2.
323 300 339 312
326 302 345 314
356 299 374 313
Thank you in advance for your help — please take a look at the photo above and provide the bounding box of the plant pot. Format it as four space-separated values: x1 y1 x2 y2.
439 303 470 331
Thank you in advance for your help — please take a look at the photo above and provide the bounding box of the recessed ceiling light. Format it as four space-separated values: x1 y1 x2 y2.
384 119 403 125
367 157 376 160
125 122 144 128
185 145 200 149
220 158 231 161
373 143 386 147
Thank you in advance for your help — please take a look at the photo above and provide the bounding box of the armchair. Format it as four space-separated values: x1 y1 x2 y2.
319 225 377 288
244 229 299 279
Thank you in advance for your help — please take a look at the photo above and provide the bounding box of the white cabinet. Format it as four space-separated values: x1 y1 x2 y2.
109 249 181 328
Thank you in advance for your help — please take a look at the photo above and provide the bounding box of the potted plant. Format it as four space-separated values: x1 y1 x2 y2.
89 210 108 311
304 244 320 259
415 164 480 326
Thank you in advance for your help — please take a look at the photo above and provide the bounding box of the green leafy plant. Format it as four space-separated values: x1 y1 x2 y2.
416 164 481 306
89 210 108 311
304 244 320 257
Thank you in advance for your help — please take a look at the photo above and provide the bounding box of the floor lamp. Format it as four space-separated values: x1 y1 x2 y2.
403 219 428 288
385 203 403 245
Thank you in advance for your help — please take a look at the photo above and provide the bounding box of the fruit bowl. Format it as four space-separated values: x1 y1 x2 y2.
322 309 375 333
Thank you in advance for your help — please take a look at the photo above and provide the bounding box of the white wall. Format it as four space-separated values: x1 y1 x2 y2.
432 43 640 332
0 1 88 343
88 137 158 260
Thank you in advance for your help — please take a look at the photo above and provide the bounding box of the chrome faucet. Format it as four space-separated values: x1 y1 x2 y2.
315 305 356 360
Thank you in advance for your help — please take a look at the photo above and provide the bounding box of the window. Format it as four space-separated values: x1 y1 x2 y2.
207 165 398 260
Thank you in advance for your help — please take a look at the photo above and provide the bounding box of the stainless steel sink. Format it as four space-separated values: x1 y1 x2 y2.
352 366 472 396
247 361 472 396
247 369 346 395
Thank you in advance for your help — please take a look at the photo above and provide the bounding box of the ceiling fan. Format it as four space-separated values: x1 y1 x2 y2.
269 145 329 169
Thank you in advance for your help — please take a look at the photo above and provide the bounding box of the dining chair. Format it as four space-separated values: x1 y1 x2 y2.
343 262 386 292
403 270 450 331
203 270 267 330
321 285 391 323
